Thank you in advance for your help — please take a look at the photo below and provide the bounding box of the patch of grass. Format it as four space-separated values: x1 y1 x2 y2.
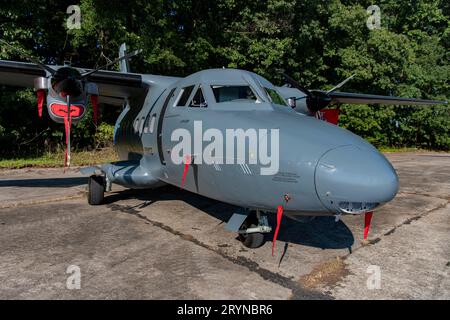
0 148 118 169
378 147 421 153
298 257 349 289
378 146 448 153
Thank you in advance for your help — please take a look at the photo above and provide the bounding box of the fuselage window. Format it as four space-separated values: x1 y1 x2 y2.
139 116 145 134
264 87 288 106
133 118 140 133
176 85 195 106
143 116 151 134
190 87 207 108
149 114 156 133
211 85 260 103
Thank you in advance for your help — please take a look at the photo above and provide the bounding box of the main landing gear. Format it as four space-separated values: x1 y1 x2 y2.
87 174 106 205
237 210 271 248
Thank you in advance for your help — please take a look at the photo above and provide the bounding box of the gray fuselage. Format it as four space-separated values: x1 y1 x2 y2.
111 69 399 216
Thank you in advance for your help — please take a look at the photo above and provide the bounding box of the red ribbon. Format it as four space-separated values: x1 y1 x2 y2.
180 154 192 189
63 107 73 171
272 205 284 256
364 211 373 241
91 94 98 125
36 90 45 117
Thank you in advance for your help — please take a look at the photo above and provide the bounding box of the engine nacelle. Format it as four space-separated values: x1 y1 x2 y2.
33 76 94 124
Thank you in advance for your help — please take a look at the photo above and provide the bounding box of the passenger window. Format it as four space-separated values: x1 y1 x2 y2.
176 85 195 106
149 114 156 133
133 118 140 133
139 117 145 134
189 87 207 108
143 116 150 134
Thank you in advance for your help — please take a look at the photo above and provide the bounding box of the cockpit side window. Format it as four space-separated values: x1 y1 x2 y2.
175 85 195 107
189 87 207 108
211 85 260 103
264 87 288 106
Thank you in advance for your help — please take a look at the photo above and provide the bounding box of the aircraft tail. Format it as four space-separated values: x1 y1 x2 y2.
119 43 130 73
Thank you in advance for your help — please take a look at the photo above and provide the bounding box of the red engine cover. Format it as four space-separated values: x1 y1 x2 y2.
319 109 340 125
49 103 85 119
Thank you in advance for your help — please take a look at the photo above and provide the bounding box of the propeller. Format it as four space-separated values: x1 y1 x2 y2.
283 72 334 113
1 40 142 169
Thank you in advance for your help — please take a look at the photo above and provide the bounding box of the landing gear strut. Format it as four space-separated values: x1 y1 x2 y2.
238 210 271 248
87 175 105 205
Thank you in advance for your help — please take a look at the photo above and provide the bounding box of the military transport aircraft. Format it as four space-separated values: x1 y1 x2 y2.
0 43 447 254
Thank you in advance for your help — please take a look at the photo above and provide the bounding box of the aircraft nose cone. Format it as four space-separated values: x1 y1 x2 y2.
315 145 399 214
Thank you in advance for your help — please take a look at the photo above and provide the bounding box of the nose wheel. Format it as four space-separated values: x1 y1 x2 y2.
237 211 270 248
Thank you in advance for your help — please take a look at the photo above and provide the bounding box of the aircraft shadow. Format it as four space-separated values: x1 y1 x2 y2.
103 186 354 250
0 177 87 188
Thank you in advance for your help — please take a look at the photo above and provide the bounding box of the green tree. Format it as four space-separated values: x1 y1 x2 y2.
0 0 449 157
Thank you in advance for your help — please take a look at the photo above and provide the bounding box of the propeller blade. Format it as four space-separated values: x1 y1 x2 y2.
327 74 356 94
0 40 56 75
282 73 312 97
81 49 142 78
328 92 448 106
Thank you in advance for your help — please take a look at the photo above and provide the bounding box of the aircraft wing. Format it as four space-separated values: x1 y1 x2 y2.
328 91 447 106
0 60 147 106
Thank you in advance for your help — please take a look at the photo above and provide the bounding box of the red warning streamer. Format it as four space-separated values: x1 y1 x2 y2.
364 211 374 241
63 112 72 171
91 94 99 125
180 154 192 189
36 90 45 117
272 205 284 256
63 97 74 171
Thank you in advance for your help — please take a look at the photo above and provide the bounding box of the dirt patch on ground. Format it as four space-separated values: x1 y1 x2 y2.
299 257 350 289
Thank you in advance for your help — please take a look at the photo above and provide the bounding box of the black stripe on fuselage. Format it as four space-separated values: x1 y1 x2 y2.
157 88 176 165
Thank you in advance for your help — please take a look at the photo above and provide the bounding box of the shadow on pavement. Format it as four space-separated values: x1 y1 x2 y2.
103 186 354 251
0 177 87 188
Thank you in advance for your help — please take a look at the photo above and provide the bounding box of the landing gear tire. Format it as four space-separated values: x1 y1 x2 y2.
88 175 105 205
238 213 265 248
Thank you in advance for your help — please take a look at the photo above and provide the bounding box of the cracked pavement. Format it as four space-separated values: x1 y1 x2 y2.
0 152 449 299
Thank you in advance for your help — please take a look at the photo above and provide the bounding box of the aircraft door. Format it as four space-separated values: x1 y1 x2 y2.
162 85 208 192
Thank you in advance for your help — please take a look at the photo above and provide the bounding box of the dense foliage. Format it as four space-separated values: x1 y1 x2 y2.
0 0 449 157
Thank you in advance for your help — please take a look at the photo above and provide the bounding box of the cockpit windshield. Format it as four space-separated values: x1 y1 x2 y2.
211 85 260 103
264 88 288 106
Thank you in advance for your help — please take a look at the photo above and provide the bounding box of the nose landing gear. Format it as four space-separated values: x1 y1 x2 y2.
237 210 271 248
